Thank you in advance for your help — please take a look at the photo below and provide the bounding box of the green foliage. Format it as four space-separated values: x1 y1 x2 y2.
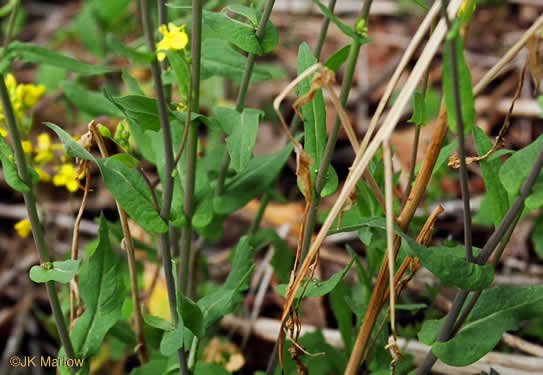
500 133 543 196
61 81 123 118
224 108 263 173
0 136 35 192
430 286 543 366
29 260 81 284
325 44 351 72
0 41 112 75
202 6 278 55
473 127 509 226
297 43 338 197
443 37 475 135
313 0 370 44
213 144 292 214
45 122 96 162
97 155 168 233
276 260 354 298
71 214 123 358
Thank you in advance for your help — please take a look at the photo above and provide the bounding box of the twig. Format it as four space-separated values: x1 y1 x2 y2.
89 122 148 364
440 0 473 262
69 171 90 329
138 0 187 372
179 0 202 298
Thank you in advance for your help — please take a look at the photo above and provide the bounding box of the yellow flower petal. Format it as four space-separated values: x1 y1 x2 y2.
35 167 51 182
22 141 33 153
14 218 32 238
0 127 8 137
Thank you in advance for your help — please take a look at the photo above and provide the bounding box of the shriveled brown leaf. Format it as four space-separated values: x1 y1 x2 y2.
527 33 542 93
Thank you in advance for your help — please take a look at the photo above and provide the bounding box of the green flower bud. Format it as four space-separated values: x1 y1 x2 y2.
355 18 368 38
97 124 112 138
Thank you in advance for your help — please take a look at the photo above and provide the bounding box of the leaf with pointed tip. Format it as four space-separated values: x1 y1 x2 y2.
225 108 262 173
70 214 123 358
29 259 81 284
45 122 96 162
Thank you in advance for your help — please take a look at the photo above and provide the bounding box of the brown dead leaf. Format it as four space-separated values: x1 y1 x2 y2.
203 337 245 372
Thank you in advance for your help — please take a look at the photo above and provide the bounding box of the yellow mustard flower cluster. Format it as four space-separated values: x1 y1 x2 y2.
22 132 83 191
156 23 189 62
0 74 45 136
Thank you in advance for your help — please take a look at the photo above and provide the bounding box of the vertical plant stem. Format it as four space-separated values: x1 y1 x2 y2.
300 0 373 260
89 123 148 364
440 0 473 262
248 0 338 241
1 2 75 367
214 0 277 197
0 76 76 366
416 144 543 375
138 0 188 372
179 0 202 297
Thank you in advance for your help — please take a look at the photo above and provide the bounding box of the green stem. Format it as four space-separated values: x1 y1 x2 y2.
179 0 202 297
139 0 188 372
440 0 473 262
214 0 277 197
0 76 76 368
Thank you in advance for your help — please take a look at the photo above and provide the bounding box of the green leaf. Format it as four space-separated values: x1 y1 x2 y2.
313 0 369 44
325 44 351 72
166 50 191 100
0 137 31 192
29 259 81 284
71 214 123 358
329 216 494 290
143 312 174 331
61 81 123 118
97 155 168 233
121 69 144 96
297 42 338 197
225 108 262 173
194 362 230 375
197 237 254 331
418 317 444 345
105 94 161 132
225 5 279 53
500 133 543 196
214 144 292 215
45 122 96 162
408 91 426 126
178 293 204 337
201 39 280 82
473 126 509 226
330 279 353 352
432 140 458 176
402 240 494 291
202 8 278 56
443 37 475 135
1 41 112 75
160 321 184 356
276 260 354 298
432 286 543 366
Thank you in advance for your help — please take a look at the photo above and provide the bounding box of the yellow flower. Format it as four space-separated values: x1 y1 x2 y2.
53 163 81 192
14 218 32 238
22 140 33 153
0 127 7 137
35 167 51 182
34 133 54 163
20 83 46 108
156 24 189 62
